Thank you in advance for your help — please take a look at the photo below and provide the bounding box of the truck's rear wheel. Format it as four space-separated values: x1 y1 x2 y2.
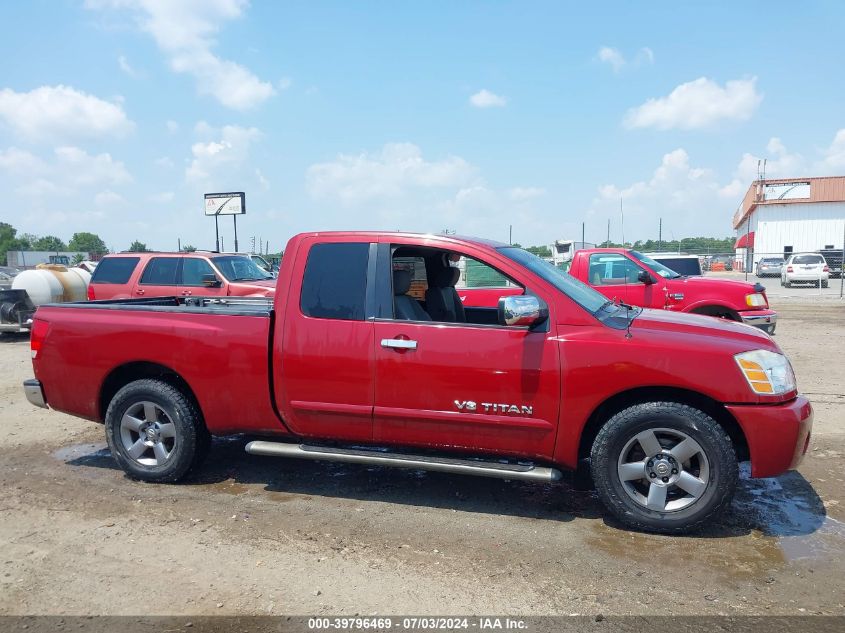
591 402 737 534
105 379 210 483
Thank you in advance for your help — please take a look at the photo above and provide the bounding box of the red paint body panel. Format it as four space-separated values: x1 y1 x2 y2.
31 231 812 481
725 397 813 478
32 307 283 435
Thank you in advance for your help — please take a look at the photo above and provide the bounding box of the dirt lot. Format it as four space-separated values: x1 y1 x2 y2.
1 299 844 616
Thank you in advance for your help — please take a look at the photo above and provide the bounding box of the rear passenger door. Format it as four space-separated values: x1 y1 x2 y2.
179 257 225 298
275 239 376 442
135 257 180 298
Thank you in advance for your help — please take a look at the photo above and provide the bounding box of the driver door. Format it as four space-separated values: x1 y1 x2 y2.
372 242 560 459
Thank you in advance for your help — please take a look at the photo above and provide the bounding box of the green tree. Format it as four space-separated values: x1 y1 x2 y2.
71 253 86 265
525 245 552 258
0 223 31 266
32 235 67 251
182 244 197 252
128 240 149 252
68 232 108 255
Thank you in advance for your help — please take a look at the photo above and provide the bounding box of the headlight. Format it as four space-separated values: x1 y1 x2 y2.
735 350 796 395
745 292 767 307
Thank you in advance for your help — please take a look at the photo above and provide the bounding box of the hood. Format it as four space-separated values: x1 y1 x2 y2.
630 307 778 352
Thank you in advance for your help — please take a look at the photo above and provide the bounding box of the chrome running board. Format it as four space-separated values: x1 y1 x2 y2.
245 441 562 482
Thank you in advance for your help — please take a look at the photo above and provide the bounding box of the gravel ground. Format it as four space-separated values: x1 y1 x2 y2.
0 298 843 616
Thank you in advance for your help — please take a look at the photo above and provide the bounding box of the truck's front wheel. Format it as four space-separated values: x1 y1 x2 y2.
591 402 737 534
105 379 210 483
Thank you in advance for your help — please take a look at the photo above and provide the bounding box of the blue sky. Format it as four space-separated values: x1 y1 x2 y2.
1 0 844 252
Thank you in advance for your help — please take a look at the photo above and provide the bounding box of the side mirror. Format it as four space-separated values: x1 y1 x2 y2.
637 270 655 285
498 295 548 328
202 273 222 288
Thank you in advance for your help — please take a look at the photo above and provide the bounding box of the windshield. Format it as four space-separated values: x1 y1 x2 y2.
498 247 608 314
629 251 681 278
211 256 272 281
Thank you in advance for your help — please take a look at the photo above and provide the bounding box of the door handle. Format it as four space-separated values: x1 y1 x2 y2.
381 338 418 350
136 289 145 295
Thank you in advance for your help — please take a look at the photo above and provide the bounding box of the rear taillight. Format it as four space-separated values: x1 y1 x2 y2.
87 284 95 300
30 319 49 360
787 266 793 272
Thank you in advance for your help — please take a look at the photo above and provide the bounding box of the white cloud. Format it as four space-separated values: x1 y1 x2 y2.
734 136 806 183
625 77 762 130
469 89 507 108
118 55 141 78
55 146 132 186
508 186 546 201
306 142 477 204
185 124 261 183
95 190 125 206
87 0 275 110
278 77 293 90
591 148 728 239
820 129 845 172
154 156 174 168
0 85 133 141
0 147 46 174
597 46 654 72
256 168 269 190
166 120 179 134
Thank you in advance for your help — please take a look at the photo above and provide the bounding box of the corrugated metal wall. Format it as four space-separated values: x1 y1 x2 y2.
755 201 845 263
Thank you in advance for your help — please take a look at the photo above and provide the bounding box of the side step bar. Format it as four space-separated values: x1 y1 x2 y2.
245 441 562 483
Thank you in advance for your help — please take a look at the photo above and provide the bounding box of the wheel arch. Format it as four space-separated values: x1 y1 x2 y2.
99 361 201 422
577 386 749 464
687 304 742 321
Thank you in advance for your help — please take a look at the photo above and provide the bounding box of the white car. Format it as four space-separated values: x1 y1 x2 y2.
781 253 829 288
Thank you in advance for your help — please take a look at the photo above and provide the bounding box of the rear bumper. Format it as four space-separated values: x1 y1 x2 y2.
739 309 777 334
726 396 813 478
23 379 47 409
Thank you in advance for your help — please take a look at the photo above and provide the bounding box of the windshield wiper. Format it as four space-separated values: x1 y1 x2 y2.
231 276 263 281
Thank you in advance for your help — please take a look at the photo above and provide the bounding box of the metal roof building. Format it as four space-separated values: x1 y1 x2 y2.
732 176 845 270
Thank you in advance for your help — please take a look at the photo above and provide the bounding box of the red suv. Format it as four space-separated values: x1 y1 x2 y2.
87 252 276 300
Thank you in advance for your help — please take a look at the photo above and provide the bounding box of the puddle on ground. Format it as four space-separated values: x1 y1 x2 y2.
52 442 110 465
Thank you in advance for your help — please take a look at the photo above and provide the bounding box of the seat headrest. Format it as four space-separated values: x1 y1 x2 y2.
393 269 412 295
431 265 460 288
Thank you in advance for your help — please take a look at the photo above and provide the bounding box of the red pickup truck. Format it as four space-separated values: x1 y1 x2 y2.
565 248 778 334
23 232 812 534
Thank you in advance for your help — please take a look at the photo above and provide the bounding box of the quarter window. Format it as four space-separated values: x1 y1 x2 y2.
90 257 139 284
300 242 369 320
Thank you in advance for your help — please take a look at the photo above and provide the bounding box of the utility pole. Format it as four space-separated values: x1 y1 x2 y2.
606 219 610 247
840 220 844 298
509 224 513 245
658 218 662 251
581 222 585 247
177 237 181 252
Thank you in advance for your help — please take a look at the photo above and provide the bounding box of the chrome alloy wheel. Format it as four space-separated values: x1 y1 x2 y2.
119 401 177 467
616 428 710 512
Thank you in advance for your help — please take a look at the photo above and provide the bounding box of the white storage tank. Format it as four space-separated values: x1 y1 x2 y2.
11 265 92 306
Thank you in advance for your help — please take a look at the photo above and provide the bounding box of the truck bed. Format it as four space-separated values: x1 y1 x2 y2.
31 296 284 436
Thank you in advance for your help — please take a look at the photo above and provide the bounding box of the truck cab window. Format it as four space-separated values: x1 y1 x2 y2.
300 242 369 320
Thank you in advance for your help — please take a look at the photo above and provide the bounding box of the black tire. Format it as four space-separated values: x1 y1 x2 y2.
105 379 210 483
784 279 791 288
591 402 738 534
822 281 829 288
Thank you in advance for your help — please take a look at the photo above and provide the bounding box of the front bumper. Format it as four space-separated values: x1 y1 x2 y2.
23 379 47 409
739 309 777 335
726 396 813 478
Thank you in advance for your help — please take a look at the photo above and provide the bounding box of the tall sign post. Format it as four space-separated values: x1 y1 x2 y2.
204 192 246 252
